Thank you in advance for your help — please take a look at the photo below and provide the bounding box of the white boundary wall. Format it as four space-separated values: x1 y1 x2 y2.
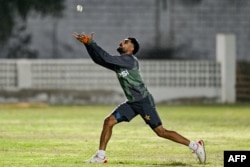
0 59 222 103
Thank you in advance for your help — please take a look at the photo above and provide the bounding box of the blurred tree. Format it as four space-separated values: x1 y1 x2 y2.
0 0 65 58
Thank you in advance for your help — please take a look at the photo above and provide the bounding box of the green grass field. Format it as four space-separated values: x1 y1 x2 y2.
0 104 249 167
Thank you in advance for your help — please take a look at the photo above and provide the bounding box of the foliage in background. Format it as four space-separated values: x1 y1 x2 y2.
0 0 65 58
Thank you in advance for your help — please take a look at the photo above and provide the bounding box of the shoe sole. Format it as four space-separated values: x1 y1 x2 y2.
198 140 206 164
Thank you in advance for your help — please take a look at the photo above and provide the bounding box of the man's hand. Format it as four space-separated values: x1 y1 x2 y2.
73 32 94 44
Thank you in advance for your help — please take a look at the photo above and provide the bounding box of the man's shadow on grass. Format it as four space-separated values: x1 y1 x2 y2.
117 161 191 166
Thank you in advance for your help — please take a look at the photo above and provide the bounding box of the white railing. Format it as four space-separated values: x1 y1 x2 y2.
0 60 17 89
140 61 221 88
0 59 221 89
0 59 221 102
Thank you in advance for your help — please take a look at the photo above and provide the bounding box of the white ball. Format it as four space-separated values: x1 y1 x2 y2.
76 5 83 12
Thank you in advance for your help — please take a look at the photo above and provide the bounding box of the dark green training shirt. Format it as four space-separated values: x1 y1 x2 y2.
85 41 149 102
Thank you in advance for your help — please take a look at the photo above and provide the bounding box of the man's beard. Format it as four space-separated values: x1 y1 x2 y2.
117 47 125 54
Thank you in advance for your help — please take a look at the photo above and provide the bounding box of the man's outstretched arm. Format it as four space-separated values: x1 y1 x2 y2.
73 32 133 69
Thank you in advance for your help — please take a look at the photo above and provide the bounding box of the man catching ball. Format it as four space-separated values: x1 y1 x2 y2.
73 32 206 164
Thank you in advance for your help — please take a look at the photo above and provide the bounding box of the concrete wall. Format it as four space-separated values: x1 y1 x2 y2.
24 0 250 60
26 0 156 59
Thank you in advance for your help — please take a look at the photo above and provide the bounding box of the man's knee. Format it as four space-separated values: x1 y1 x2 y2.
154 125 167 138
103 115 117 127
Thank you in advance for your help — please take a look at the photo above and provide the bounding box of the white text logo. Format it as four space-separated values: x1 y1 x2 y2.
118 69 129 78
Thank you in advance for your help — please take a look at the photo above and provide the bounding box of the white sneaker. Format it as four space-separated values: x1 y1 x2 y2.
194 140 206 164
84 154 107 163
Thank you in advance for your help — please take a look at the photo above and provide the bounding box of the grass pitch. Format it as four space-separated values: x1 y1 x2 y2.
0 104 249 167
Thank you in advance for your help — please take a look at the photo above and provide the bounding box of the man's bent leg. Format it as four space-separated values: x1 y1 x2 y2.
99 115 118 150
99 101 137 150
153 125 190 146
153 125 206 164
85 102 136 163
84 115 117 163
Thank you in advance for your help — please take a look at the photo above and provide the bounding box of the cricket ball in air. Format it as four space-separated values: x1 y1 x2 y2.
76 5 83 12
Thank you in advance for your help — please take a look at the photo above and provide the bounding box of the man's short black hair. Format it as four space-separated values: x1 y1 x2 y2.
128 37 140 55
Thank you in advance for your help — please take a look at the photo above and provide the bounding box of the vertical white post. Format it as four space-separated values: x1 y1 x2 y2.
216 34 236 103
17 59 32 89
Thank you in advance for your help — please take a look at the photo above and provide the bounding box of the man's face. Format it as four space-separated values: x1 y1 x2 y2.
117 39 134 55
